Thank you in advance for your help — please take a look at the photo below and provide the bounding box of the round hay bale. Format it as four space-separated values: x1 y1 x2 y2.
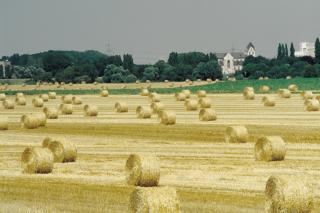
61 82 65 85
84 104 98 116
181 89 191 98
243 90 255 100
188 81 193 85
136 106 152 119
21 114 39 129
199 108 217 121
32 98 44 107
115 102 128 113
243 87 254 93
164 80 169 83
228 77 236 82
0 117 8 130
22 83 26 87
278 89 291 98
146 80 151 83
42 137 77 163
286 76 292 79
260 85 270 93
100 90 109 97
16 92 24 98
265 175 313 212
61 95 73 104
15 97 26 106
258 77 264 80
206 78 212 82
175 92 186 101
185 99 198 111
302 91 314 100
72 96 82 105
197 90 206 98
35 113 47 127
262 96 276 107
125 154 160 186
197 79 201 82
21 147 54 174
288 84 298 92
160 111 176 125
140 88 149 96
43 107 59 119
0 93 6 101
315 95 320 101
225 126 249 143
255 136 286 161
198 98 212 108
169 82 174 87
150 93 161 102
39 94 49 102
264 77 269 80
59 104 73 114
306 99 319 111
3 100 14 109
150 102 165 114
136 80 140 84
130 186 180 213
48 92 56 99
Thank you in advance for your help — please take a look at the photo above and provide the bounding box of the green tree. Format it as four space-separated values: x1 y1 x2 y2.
315 38 320 63
277 43 282 59
168 52 178 65
192 60 222 80
290 43 295 57
42 51 71 73
123 54 134 71
285 44 288 57
123 74 137 83
142 66 159 81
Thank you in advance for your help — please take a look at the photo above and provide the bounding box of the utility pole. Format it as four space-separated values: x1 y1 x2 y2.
106 42 113 56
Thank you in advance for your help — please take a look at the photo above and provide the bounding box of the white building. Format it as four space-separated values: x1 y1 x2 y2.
294 42 315 58
0 60 11 78
216 43 256 76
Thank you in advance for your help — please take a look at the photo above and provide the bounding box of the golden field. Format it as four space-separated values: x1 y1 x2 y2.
0 91 320 212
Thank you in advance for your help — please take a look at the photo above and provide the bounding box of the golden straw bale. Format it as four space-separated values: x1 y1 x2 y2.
146 80 151 83
243 90 255 100
288 84 298 92
198 98 212 108
122 84 127 89
136 80 140 84
3 100 14 109
61 82 65 85
22 83 26 87
140 88 149 96
197 79 201 82
150 93 161 102
15 97 26 106
72 96 82 105
130 186 181 213
150 102 165 114
262 96 276 107
115 102 128 113
136 106 152 119
42 137 77 163
175 92 186 101
260 85 270 93
21 147 54 174
286 76 292 79
16 92 24 98
265 175 313 212
259 77 264 80
43 107 59 119
306 99 319 111
264 77 269 80
164 80 169 83
206 78 212 82
199 108 217 121
59 104 73 114
197 90 206 98
35 113 47 127
228 77 236 81
255 136 286 162
185 99 198 111
21 114 39 129
0 117 8 130
100 90 109 97
302 91 314 100
48 92 56 99
39 94 49 102
243 87 254 93
181 89 191 98
188 81 193 85
278 89 291 98
160 111 176 125
84 104 98 116
225 126 249 143
126 154 160 186
32 98 44 107
61 95 73 104
0 93 6 101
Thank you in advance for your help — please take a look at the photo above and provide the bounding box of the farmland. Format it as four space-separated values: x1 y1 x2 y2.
0 82 320 212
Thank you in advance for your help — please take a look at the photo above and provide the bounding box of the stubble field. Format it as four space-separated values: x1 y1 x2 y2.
0 90 320 212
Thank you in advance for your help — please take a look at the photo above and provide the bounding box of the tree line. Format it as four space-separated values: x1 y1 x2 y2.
1 37 320 83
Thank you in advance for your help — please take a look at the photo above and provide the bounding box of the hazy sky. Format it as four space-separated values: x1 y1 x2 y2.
1 0 319 64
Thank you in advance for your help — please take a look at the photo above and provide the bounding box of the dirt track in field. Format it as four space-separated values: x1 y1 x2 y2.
0 93 320 212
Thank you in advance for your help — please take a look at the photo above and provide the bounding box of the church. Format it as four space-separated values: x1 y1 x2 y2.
216 43 256 76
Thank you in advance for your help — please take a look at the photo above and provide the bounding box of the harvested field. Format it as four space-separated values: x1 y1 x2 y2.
0 92 320 212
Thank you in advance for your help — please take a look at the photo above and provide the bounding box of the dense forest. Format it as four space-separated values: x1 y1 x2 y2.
1 38 319 83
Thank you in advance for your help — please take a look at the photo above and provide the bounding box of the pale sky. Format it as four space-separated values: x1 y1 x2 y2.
0 0 319 64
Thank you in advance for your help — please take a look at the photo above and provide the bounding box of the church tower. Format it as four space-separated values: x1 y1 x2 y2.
246 42 256 57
